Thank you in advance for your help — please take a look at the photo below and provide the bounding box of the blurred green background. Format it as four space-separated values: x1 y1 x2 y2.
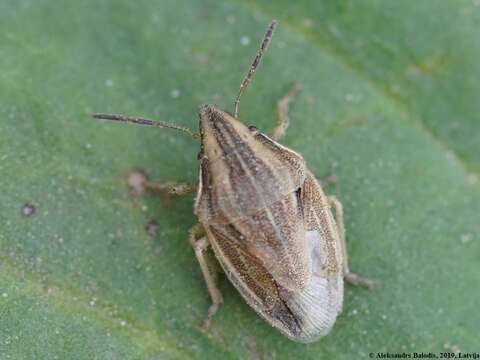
1 1 479 359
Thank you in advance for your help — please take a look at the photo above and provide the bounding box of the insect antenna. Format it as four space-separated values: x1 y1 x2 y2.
92 113 199 139
233 20 277 119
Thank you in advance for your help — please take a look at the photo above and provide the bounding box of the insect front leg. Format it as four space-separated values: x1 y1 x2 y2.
127 169 196 197
328 196 375 289
188 223 224 330
146 180 197 196
271 83 303 141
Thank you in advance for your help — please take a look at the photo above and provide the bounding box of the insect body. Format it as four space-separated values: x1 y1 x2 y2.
93 20 373 343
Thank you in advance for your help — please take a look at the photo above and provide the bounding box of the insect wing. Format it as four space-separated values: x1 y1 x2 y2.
278 171 344 341
204 171 344 342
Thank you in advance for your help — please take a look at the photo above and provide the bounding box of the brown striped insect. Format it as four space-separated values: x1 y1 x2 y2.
93 20 373 343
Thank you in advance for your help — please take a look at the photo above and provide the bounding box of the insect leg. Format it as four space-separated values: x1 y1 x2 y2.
127 169 196 197
271 83 303 141
328 196 375 289
146 181 197 196
189 223 224 329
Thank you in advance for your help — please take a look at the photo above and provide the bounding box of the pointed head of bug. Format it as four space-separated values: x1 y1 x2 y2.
198 104 257 162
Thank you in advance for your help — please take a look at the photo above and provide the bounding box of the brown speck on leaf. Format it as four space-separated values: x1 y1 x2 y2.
21 203 36 217
127 169 148 196
144 219 159 237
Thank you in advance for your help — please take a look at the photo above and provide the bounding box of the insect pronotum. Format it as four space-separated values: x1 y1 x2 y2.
93 20 374 343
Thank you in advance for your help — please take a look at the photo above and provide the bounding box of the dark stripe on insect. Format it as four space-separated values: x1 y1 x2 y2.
272 283 303 336
214 119 278 183
209 119 249 183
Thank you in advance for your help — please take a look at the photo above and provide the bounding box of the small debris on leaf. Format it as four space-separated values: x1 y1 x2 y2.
21 203 36 217
144 219 159 237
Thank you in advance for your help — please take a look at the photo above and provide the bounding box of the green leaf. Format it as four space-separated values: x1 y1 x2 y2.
2 0 479 358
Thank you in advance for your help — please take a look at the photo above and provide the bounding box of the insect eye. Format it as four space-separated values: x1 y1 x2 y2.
248 125 259 134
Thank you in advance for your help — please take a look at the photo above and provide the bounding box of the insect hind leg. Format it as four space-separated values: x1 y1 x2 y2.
328 196 375 289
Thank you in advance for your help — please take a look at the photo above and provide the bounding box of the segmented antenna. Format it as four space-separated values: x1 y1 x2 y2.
92 113 199 139
234 20 277 119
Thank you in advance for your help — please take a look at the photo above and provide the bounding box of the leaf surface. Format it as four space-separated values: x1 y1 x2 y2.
1 1 479 358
